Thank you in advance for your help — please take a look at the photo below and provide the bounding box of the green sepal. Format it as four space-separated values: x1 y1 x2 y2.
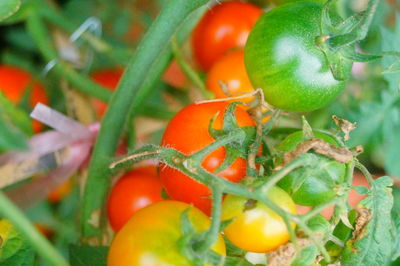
208 102 256 173
340 46 382 62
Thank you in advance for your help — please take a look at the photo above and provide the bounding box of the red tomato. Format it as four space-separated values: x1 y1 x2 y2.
90 68 123 117
0 65 48 133
160 102 255 214
107 166 163 232
191 1 262 71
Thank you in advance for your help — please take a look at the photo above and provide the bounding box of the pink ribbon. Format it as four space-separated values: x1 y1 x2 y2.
0 104 99 209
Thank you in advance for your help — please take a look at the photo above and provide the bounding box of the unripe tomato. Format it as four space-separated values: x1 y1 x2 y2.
108 200 226 266
107 166 163 232
192 1 262 71
0 65 48 133
221 186 296 253
90 68 123 117
276 131 346 206
160 102 255 214
245 2 352 112
206 49 254 101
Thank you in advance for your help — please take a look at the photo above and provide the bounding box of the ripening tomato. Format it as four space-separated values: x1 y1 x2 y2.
107 166 163 232
192 1 262 71
108 200 226 266
90 68 123 117
221 186 296 253
206 49 254 101
276 131 346 207
245 2 352 112
0 65 48 133
160 102 255 214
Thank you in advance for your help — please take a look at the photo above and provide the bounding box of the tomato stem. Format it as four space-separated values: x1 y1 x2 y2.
0 192 69 266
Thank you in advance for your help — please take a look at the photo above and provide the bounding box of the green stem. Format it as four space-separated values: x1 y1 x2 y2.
256 154 314 193
195 184 223 253
26 9 112 101
81 0 210 241
354 159 374 185
0 192 69 266
171 36 212 99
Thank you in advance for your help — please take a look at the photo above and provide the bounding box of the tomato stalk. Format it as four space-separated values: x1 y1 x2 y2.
193 184 223 254
25 7 112 102
112 136 335 261
80 0 211 242
0 191 69 266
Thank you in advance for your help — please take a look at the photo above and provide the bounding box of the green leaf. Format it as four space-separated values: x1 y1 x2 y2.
342 176 394 266
380 16 400 91
391 187 400 261
0 219 35 266
0 0 21 22
69 245 108 266
0 116 28 151
291 245 319 266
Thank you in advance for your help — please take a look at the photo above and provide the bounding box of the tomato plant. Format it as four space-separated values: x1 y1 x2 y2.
221 186 296 253
276 131 346 206
107 200 226 266
160 101 255 214
244 2 353 112
106 166 163 232
0 65 48 132
191 1 262 71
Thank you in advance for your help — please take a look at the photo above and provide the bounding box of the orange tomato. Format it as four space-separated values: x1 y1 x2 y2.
191 1 262 71
0 65 48 133
160 102 255 214
206 49 254 100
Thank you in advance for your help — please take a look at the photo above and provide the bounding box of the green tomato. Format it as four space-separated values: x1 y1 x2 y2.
245 1 352 112
276 131 346 206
